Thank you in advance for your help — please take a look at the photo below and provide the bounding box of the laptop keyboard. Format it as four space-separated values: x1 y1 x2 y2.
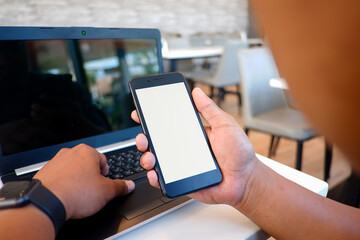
104 146 147 182
12 146 146 183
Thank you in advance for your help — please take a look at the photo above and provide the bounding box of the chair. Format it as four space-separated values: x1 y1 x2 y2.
186 40 249 106
238 47 332 180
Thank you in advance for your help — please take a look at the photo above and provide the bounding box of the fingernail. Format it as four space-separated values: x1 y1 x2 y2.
125 180 135 193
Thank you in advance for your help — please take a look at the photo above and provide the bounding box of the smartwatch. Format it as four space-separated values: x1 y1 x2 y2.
0 179 66 234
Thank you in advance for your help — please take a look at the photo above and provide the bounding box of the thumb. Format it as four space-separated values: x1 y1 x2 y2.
108 179 135 197
192 87 227 127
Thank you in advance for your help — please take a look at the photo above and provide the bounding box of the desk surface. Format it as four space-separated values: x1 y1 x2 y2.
162 46 223 60
109 154 328 240
0 154 328 240
162 38 263 61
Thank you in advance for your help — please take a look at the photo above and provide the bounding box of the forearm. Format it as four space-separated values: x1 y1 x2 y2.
236 160 360 240
0 204 55 240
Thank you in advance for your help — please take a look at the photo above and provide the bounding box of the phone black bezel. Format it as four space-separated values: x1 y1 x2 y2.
129 72 222 198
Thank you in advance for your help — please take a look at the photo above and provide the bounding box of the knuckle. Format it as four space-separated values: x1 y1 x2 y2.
220 113 236 126
76 143 88 149
73 143 93 152
58 147 70 154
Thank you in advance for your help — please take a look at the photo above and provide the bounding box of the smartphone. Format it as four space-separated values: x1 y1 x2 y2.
129 72 222 198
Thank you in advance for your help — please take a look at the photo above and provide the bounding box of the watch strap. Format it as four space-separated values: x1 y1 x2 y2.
26 179 66 235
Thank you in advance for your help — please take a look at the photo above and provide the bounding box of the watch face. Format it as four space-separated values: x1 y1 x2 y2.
0 181 31 200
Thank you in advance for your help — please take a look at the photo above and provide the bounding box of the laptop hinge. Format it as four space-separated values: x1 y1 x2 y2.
15 138 136 176
15 161 49 176
96 139 136 154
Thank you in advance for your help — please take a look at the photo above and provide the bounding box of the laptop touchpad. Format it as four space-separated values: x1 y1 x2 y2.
118 181 167 219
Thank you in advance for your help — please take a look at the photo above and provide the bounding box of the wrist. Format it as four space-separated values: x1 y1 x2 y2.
28 179 67 234
33 176 73 220
233 159 271 214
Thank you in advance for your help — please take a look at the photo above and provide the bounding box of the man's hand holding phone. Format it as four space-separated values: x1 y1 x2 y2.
129 73 223 198
131 87 260 209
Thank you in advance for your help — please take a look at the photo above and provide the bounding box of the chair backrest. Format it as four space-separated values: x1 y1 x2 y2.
211 40 249 87
238 47 288 124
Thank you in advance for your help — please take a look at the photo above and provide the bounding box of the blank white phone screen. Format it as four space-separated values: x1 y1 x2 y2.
136 82 216 184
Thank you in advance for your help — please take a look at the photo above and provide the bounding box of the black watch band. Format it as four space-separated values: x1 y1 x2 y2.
26 179 66 235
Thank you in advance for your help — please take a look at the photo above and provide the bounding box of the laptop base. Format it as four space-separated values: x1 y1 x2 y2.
57 181 191 240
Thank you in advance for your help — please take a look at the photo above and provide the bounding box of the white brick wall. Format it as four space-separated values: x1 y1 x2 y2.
0 0 248 36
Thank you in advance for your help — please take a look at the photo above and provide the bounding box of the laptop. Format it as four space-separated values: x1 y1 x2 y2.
0 26 191 239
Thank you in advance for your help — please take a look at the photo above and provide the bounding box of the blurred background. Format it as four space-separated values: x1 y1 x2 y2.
0 0 353 204
0 0 260 38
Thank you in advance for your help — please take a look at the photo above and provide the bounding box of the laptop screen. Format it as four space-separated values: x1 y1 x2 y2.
0 27 163 173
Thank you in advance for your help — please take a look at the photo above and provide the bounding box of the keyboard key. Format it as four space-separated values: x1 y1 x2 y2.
105 147 145 180
122 164 133 170
114 161 124 167
123 170 135 176
133 166 144 173
110 166 122 173
112 173 124 179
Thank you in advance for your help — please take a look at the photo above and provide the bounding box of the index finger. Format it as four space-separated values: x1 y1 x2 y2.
131 110 140 124
77 144 109 176
98 152 109 176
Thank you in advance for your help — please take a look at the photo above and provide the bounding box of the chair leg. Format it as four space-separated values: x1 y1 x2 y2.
236 84 242 106
269 136 280 157
244 128 249 135
210 86 215 98
218 87 225 100
269 135 275 157
296 141 304 170
216 87 224 106
273 137 280 154
325 141 333 181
